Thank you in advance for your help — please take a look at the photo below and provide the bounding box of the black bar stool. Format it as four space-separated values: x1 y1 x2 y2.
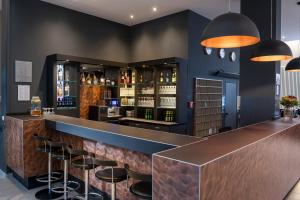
67 148 103 200
95 160 127 200
124 164 152 199
32 134 63 200
48 142 80 200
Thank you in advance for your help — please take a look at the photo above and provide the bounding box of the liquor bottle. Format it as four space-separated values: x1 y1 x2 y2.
80 73 86 85
165 73 169 83
127 70 132 84
86 74 92 85
140 75 143 83
64 83 70 96
121 72 125 84
93 74 99 85
132 71 136 84
100 74 105 85
172 70 176 83
165 111 168 122
160 72 164 83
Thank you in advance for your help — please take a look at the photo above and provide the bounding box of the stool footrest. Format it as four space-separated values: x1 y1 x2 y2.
36 171 63 183
51 181 80 193
71 192 103 200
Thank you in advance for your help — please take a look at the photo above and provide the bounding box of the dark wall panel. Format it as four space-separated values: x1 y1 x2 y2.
187 11 240 132
240 0 281 126
8 0 130 113
130 11 189 62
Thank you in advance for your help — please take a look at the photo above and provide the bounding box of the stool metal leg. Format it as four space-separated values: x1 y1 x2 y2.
64 160 68 199
84 170 89 200
111 183 116 200
35 152 63 199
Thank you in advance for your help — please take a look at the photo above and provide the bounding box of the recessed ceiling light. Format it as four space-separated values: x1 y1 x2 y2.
130 15 134 19
152 7 157 12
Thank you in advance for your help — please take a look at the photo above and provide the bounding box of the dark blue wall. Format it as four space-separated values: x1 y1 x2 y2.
240 0 281 126
5 1 240 134
187 11 240 132
8 0 131 113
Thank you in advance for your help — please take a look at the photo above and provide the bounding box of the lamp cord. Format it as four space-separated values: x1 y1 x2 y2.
270 0 273 39
228 0 231 12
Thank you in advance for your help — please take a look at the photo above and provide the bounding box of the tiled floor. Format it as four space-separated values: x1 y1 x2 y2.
1 169 300 200
0 170 79 200
285 181 300 200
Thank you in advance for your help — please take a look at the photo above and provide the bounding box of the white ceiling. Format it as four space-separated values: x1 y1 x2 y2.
41 0 240 26
281 0 300 41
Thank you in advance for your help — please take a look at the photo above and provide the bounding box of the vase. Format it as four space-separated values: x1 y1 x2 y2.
283 107 293 120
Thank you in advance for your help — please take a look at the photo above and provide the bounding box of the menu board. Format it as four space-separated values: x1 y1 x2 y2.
15 60 32 83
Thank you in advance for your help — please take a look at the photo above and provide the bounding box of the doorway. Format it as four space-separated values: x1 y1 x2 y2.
225 82 237 129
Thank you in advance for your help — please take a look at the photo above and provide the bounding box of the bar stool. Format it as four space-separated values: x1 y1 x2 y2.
48 142 80 200
67 148 103 200
95 161 127 200
124 164 152 199
32 134 63 200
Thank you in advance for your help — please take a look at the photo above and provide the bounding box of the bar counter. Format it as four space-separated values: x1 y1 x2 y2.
5 114 300 200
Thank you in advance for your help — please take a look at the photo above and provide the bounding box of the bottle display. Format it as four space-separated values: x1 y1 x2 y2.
159 97 176 108
159 86 176 94
56 64 77 109
31 96 42 116
165 110 175 122
145 109 153 120
138 97 154 107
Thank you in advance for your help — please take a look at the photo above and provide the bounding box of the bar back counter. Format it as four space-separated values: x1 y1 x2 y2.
5 114 300 200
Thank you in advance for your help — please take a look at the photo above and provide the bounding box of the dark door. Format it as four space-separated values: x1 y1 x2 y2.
225 82 237 129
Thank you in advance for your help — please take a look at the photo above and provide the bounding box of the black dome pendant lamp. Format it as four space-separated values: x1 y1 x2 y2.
200 0 260 48
285 57 300 72
250 0 293 62
285 14 300 72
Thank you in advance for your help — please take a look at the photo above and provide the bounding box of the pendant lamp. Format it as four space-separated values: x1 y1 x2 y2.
285 14 300 72
285 57 300 72
250 0 293 62
250 40 293 62
200 0 260 48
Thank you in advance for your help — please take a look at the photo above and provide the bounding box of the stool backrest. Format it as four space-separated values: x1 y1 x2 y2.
124 164 152 182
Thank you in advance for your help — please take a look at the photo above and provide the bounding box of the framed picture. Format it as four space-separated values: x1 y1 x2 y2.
15 60 32 83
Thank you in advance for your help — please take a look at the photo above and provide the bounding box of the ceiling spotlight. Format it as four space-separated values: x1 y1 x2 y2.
152 7 157 12
130 15 134 19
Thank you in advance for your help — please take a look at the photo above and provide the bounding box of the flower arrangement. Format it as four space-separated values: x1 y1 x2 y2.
280 96 299 108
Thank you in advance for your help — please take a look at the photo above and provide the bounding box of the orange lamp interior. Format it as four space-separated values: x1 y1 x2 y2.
286 69 300 72
250 55 293 62
201 35 260 48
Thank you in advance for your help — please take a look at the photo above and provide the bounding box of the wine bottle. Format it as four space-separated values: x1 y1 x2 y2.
140 75 143 83
166 73 169 83
160 72 164 83
172 70 176 83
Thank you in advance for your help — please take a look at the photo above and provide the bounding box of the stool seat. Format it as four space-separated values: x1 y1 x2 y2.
130 181 152 199
95 168 127 183
51 151 71 161
71 158 99 170
37 145 60 153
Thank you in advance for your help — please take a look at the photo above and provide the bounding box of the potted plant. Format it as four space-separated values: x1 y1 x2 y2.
280 96 299 120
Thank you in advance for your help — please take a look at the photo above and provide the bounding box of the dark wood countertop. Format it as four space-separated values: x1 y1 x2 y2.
6 115 43 121
120 117 181 126
43 114 202 154
156 119 300 166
